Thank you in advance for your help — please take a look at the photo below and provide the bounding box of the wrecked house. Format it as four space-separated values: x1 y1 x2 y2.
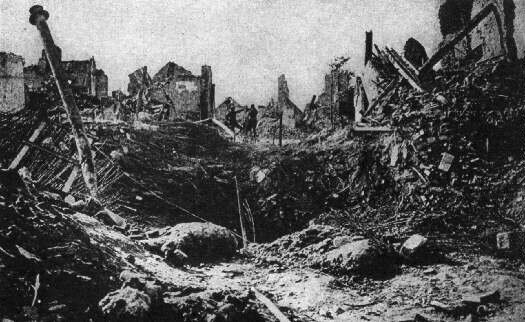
24 47 108 98
351 0 519 128
127 62 214 121
278 74 303 127
0 52 25 113
111 89 126 102
438 0 518 67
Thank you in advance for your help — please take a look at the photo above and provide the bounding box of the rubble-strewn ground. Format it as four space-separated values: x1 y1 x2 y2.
3 55 525 322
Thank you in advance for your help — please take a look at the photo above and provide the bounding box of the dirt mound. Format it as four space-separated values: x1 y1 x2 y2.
141 222 238 265
248 224 397 276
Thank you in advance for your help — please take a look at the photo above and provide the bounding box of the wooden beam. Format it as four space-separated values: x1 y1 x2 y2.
353 125 393 132
9 121 46 170
30 5 98 198
211 118 235 138
62 165 79 193
385 47 424 92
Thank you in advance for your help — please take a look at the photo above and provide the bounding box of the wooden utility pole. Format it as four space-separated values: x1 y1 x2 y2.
330 72 334 128
234 176 248 248
29 5 98 198
278 112 283 147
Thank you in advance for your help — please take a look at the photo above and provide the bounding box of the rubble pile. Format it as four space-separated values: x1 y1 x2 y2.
0 170 120 321
361 57 525 235
247 57 525 248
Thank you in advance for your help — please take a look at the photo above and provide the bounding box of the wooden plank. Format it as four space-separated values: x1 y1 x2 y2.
234 176 248 248
251 287 291 322
385 47 424 92
9 121 46 170
211 118 235 138
194 118 212 124
353 125 393 132
62 165 79 193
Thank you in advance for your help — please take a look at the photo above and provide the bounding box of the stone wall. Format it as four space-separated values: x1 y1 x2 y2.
0 52 25 113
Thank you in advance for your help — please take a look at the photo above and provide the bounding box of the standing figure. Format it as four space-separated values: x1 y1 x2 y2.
225 97 243 132
246 104 258 139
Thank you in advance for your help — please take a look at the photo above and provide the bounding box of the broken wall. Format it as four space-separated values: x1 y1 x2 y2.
471 0 517 61
163 77 201 120
199 65 213 119
95 70 108 98
437 0 518 66
0 52 25 113
127 66 151 97
128 63 214 121
278 74 302 127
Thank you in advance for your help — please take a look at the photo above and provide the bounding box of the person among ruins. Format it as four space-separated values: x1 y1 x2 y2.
244 104 258 139
225 97 242 132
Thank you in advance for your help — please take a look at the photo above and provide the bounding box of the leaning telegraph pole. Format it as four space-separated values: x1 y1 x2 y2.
29 5 98 198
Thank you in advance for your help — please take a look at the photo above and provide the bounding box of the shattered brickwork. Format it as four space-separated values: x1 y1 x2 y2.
0 52 25 113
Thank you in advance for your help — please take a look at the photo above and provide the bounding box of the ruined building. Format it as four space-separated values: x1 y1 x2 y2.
318 69 355 119
0 52 25 113
24 46 108 98
127 62 214 121
278 74 303 127
438 0 518 66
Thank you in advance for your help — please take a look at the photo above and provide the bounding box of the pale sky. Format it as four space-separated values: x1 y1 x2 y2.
1 1 524 107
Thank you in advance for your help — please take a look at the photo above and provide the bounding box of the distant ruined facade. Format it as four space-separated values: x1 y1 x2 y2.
127 62 214 121
0 52 25 113
278 74 303 128
24 46 108 99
